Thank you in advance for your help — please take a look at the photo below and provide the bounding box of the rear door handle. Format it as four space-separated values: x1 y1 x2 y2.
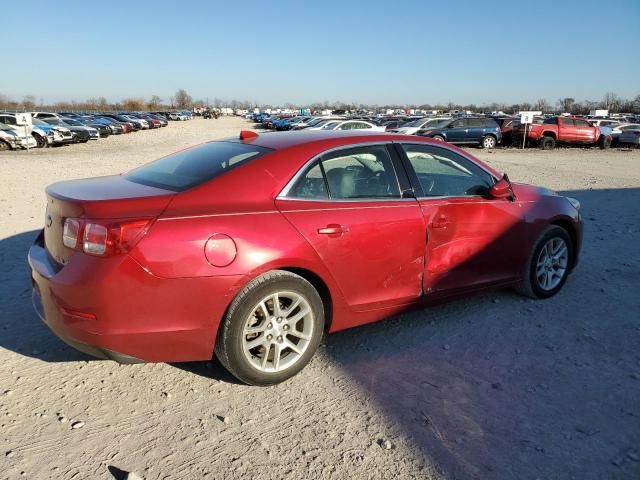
318 224 346 235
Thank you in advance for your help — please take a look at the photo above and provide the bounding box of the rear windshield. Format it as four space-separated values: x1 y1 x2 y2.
125 141 272 191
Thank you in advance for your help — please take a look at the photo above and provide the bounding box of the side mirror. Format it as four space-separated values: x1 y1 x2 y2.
489 175 513 200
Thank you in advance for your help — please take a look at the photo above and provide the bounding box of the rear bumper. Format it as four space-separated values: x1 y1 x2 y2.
28 230 244 363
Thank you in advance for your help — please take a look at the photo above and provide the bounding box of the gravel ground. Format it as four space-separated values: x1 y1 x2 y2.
1 117 639 480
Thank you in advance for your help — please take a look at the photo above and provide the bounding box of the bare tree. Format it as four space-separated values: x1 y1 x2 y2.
22 95 36 110
557 97 575 113
148 95 162 111
602 92 619 111
174 89 192 109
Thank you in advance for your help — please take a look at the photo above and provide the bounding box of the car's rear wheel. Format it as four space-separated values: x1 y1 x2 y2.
516 225 572 299
481 135 497 149
215 270 325 385
432 135 445 142
600 135 612 149
539 136 556 150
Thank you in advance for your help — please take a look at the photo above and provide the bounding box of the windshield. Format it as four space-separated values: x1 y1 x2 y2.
62 118 81 126
44 118 63 126
32 118 48 126
125 141 273 191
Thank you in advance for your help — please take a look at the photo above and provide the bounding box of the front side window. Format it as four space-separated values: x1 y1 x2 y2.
125 141 272 191
401 144 494 197
287 145 400 200
450 119 466 128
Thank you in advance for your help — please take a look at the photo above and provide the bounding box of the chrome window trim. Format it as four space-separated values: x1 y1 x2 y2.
277 141 406 202
395 141 499 183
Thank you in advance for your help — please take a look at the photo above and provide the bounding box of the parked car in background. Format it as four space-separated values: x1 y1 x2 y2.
417 117 502 148
146 113 168 127
0 122 38 149
392 117 450 135
100 114 142 131
32 117 74 145
291 117 345 130
512 116 611 150
28 130 583 385
61 117 100 140
0 113 53 148
381 119 408 131
76 117 112 138
91 117 125 135
316 120 386 132
42 118 91 143
492 117 520 146
618 126 640 147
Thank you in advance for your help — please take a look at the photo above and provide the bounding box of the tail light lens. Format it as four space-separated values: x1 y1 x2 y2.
63 218 81 248
64 218 153 256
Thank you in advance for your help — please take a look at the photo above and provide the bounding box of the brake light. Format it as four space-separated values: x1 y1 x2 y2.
63 218 153 256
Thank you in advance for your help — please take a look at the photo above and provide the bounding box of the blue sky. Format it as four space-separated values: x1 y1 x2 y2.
2 0 639 105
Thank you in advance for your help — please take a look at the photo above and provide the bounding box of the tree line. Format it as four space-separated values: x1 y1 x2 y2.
1 90 639 114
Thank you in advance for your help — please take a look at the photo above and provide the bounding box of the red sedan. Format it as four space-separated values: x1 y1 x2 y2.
28 130 582 385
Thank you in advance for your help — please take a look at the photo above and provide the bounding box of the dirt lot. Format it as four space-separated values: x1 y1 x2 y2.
1 117 639 480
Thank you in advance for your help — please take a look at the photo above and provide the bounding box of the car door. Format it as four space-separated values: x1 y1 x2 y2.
396 142 525 295
275 143 426 311
557 117 576 142
465 118 484 143
445 118 467 143
573 118 596 143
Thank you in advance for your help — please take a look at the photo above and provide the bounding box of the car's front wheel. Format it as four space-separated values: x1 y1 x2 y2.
215 270 325 385
516 225 572 299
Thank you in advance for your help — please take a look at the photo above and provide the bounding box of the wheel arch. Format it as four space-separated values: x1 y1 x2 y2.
542 130 556 139
279 267 333 331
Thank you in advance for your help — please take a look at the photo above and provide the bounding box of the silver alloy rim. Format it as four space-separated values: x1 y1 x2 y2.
535 237 568 290
242 291 314 373
484 137 495 148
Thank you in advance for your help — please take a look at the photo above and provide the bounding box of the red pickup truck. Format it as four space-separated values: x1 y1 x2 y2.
513 116 612 150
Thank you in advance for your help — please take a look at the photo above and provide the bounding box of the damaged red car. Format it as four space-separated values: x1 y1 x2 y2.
29 130 582 385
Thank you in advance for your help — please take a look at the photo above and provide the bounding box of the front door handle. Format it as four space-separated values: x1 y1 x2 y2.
318 224 346 235
431 217 449 229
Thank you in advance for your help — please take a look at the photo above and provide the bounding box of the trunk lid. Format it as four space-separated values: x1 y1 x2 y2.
44 175 175 266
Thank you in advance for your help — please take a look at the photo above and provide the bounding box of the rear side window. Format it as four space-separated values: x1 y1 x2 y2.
287 145 400 200
125 141 272 191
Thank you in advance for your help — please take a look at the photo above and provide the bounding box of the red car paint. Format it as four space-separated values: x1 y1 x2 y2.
28 131 582 363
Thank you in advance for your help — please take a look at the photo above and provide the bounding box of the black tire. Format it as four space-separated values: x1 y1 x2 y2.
32 133 46 148
600 135 612 150
481 135 497 149
515 225 573 299
432 135 445 142
539 136 556 150
215 270 325 386
0 140 10 151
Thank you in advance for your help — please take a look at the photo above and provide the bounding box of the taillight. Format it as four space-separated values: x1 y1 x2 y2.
63 218 81 249
83 223 109 255
63 218 153 256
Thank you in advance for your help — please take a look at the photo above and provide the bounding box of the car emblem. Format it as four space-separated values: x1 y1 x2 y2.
46 214 53 227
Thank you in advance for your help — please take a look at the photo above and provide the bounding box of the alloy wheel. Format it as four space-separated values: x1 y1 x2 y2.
242 291 314 373
535 237 568 291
